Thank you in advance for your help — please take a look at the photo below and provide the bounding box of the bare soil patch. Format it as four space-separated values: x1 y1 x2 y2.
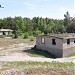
0 67 75 75
0 61 74 75
0 38 75 75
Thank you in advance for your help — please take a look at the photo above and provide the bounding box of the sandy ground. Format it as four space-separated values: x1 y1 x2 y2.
0 43 75 75
0 43 75 63
1 67 75 75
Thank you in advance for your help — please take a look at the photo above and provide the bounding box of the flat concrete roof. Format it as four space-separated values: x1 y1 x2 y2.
0 29 13 32
37 33 75 39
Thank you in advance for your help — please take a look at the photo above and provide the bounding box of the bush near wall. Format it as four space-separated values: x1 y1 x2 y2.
0 35 4 38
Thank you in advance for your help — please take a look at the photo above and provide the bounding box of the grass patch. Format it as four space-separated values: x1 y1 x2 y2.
68 53 75 57
0 35 4 38
30 37 35 41
23 49 56 58
3 61 75 70
0 38 35 47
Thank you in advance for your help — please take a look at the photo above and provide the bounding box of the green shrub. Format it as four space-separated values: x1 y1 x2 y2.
13 33 18 38
7 34 13 37
33 30 41 37
0 35 4 38
23 32 29 39
30 37 34 41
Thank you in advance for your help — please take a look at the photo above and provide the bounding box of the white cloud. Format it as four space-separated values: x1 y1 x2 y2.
23 0 49 10
24 2 37 7
24 1 37 10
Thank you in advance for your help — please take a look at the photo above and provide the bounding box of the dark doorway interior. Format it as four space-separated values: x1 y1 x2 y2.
3 32 6 35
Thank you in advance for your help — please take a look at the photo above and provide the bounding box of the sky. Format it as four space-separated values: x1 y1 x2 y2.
0 0 74 19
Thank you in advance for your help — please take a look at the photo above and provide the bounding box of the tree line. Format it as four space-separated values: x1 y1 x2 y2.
0 11 75 38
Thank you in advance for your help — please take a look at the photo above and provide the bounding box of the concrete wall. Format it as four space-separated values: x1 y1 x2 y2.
63 38 75 49
36 45 63 57
0 32 3 35
36 36 75 58
0 31 11 36
36 36 63 57
63 38 75 57
36 36 63 49
63 47 75 57
5 32 9 35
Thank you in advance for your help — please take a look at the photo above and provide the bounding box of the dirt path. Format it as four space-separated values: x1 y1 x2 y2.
0 43 75 63
0 54 75 63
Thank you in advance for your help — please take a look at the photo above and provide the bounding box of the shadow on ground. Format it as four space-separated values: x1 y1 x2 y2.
23 49 56 58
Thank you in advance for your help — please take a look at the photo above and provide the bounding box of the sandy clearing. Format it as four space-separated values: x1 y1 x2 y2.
0 52 75 63
0 43 75 63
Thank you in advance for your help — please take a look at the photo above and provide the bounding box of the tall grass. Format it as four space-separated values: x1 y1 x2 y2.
3 61 75 70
